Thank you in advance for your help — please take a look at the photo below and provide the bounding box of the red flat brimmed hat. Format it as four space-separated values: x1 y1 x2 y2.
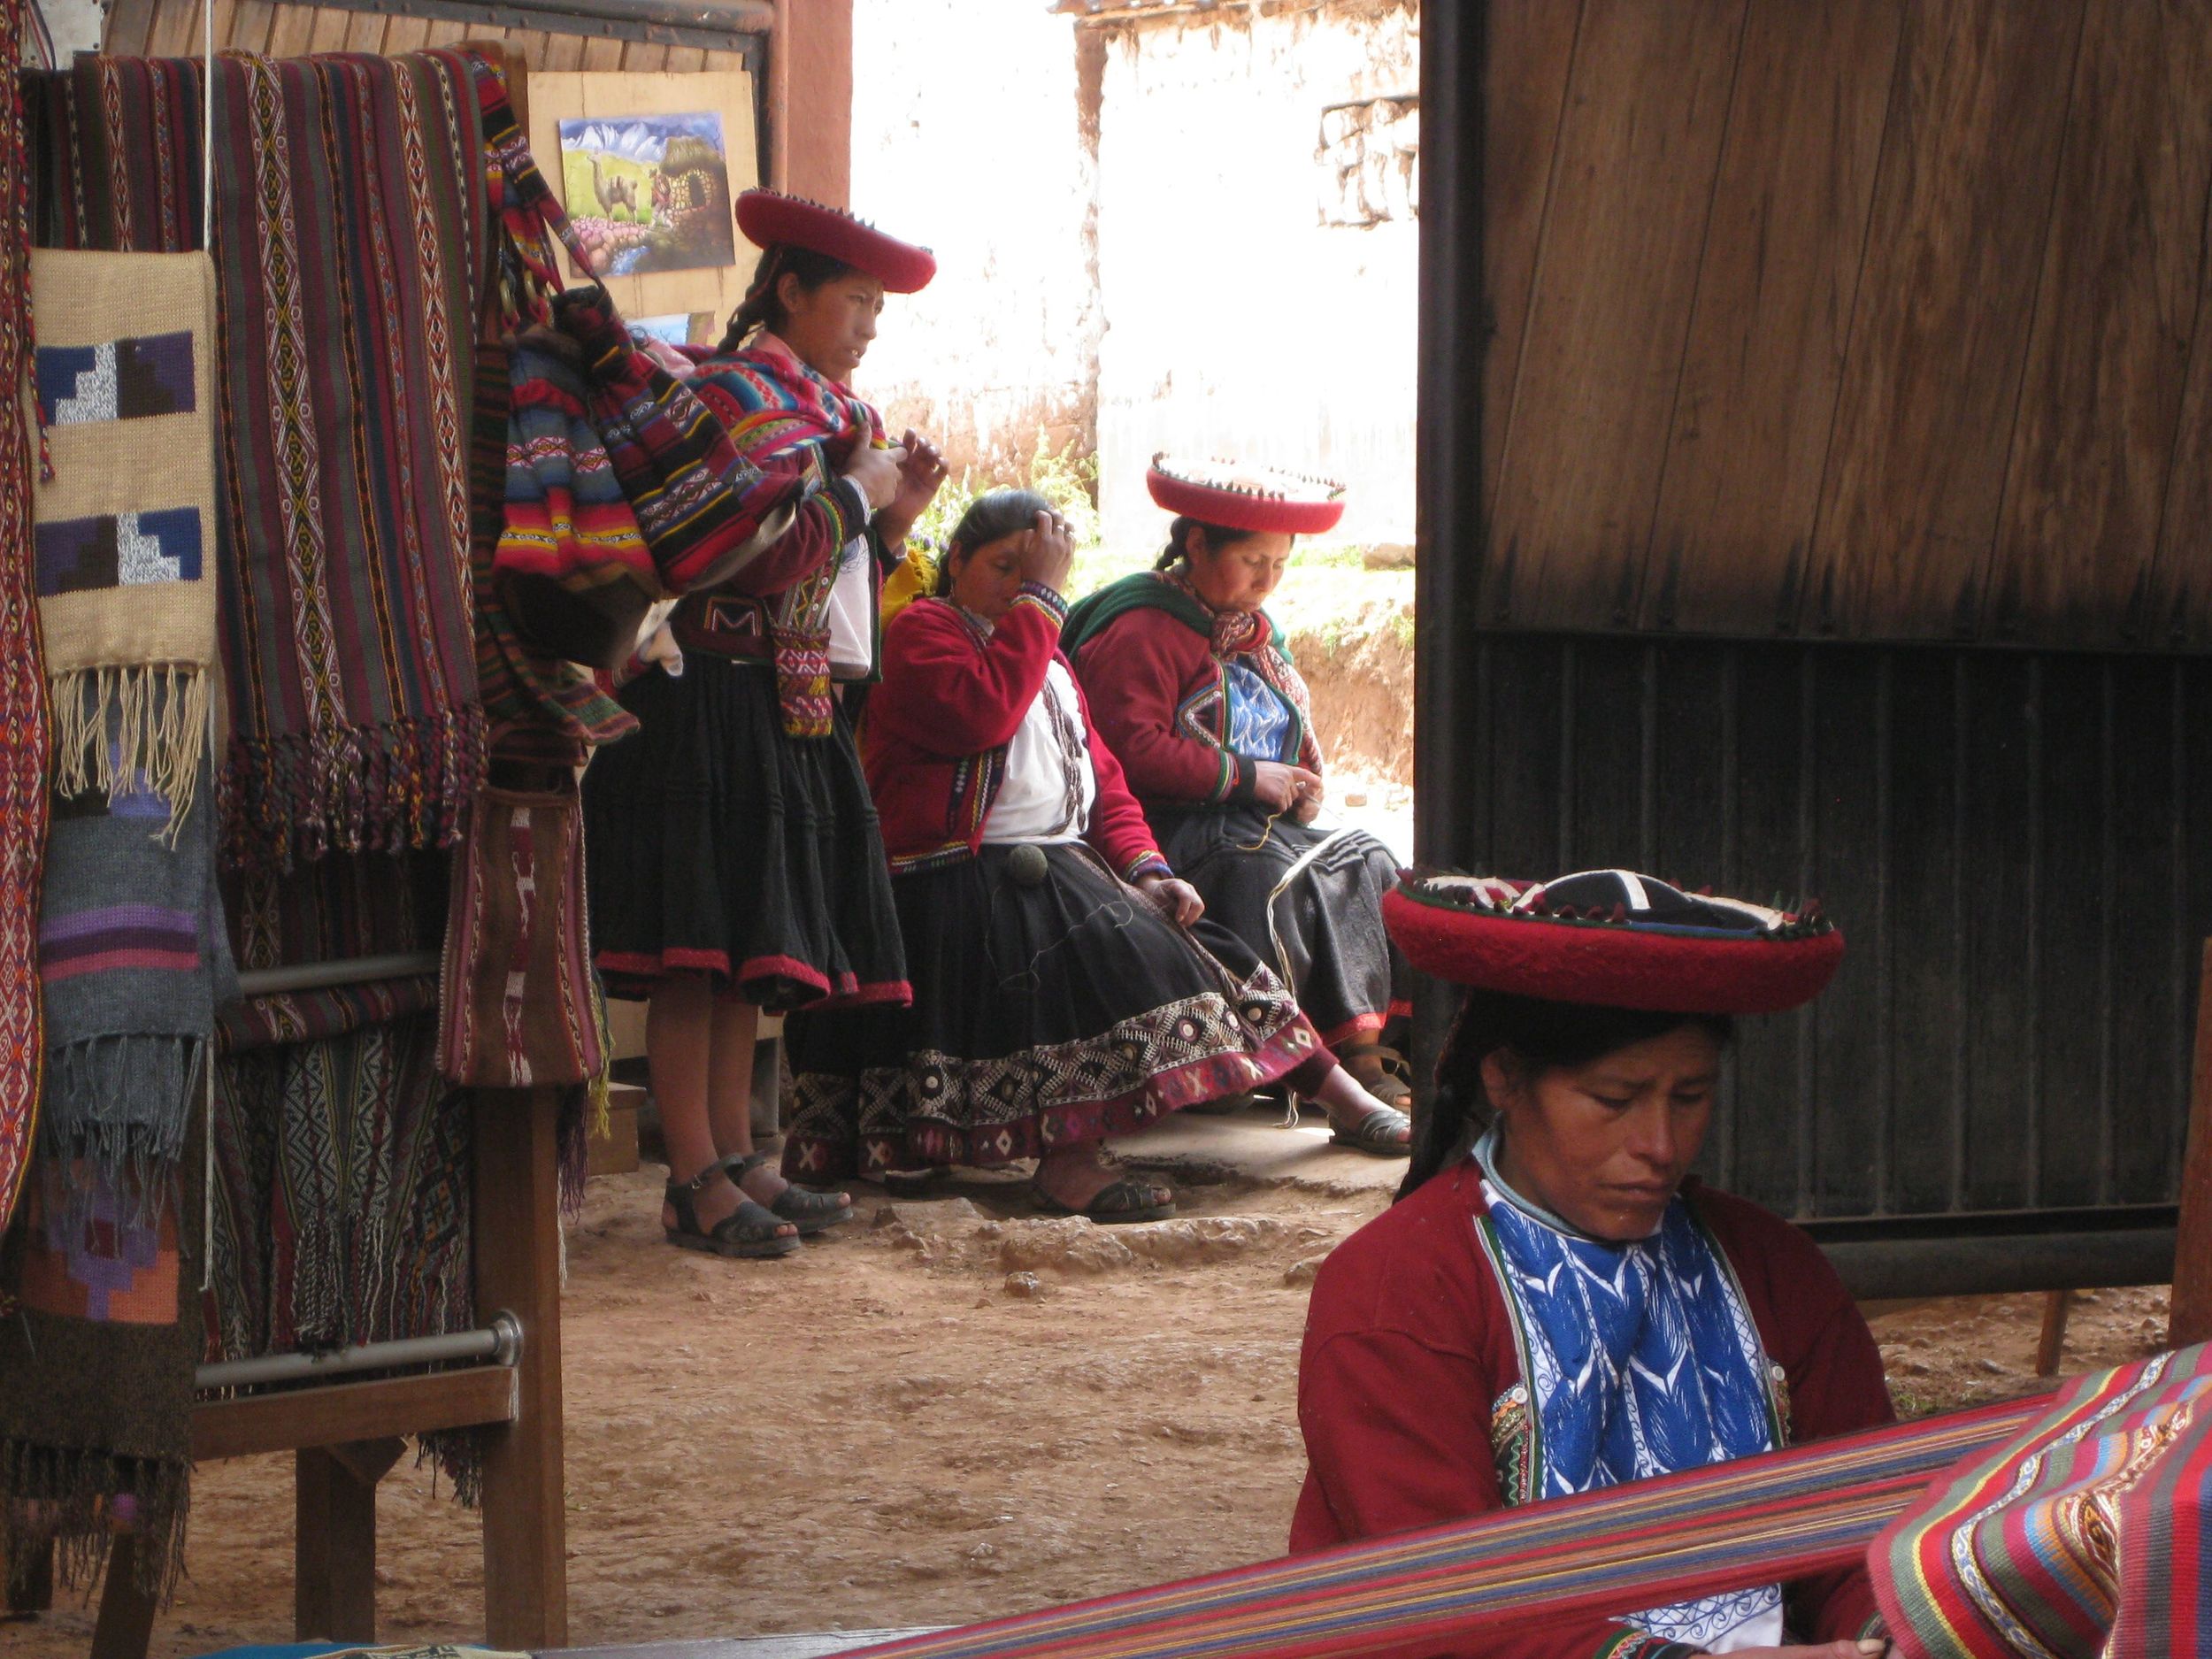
1383 869 1843 1016
1147 452 1346 535
734 188 936 293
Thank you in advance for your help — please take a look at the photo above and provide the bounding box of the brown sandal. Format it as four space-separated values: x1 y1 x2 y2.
664 1167 799 1259
1030 1173 1177 1225
1339 1041 1413 1107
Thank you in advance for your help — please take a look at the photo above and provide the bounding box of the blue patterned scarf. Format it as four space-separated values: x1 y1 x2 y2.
1473 1126 1785 1649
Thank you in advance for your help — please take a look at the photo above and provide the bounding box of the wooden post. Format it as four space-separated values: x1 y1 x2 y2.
88 1536 158 1659
768 0 854 204
473 1086 568 1648
294 1439 403 1640
2170 941 2212 1347
2034 1289 2072 1376
5 1539 53 1614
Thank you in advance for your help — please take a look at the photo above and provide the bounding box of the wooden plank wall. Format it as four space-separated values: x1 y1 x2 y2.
101 0 753 83
1481 0 2212 651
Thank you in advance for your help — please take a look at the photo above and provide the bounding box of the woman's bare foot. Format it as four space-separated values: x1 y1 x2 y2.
728 1153 854 1226
1032 1144 1173 1215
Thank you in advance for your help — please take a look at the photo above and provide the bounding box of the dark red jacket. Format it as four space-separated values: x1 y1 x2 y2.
1293 1158 1893 1658
864 588 1171 881
1070 602 1284 807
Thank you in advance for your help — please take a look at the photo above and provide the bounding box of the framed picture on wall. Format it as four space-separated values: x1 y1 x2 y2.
526 70 761 330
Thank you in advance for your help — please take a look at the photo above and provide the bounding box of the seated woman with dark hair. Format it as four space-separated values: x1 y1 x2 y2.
1064 457 1412 1145
1294 872 1893 1659
781 489 1409 1220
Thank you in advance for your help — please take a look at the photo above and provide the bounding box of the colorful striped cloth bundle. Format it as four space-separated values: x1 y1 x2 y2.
1876 1340 2212 1659
837 1394 2050 1659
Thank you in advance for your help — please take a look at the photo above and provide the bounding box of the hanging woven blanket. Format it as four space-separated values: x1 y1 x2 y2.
0 0 55 1247
1872 1340 2212 1659
26 50 491 872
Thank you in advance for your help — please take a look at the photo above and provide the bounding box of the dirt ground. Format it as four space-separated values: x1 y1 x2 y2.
5 1149 2174 1659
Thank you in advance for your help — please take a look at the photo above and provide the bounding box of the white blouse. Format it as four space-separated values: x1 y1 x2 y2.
981 660 1095 844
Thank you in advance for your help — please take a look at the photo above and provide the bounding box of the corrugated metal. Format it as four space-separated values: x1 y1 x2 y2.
1446 634 2208 1222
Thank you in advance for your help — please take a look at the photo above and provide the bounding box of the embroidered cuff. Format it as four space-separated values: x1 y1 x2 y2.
818 475 871 546
1222 751 1259 804
1125 853 1172 883
1593 1633 1698 1659
1011 581 1068 626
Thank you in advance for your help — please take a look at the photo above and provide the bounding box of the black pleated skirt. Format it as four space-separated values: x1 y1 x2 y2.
1148 804 1409 1048
780 841 1330 1180
582 653 909 1013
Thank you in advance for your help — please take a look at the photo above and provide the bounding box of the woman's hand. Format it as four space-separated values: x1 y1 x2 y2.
842 442 909 512
1253 761 1323 815
876 428 948 543
1018 510 1075 596
1136 873 1205 926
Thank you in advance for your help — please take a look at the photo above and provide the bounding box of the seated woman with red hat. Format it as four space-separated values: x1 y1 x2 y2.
1293 872 1893 1659
781 489 1409 1218
582 189 947 1259
1063 457 1413 1148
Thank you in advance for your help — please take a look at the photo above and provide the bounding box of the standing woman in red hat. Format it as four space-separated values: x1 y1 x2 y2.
1292 871 1893 1659
582 190 948 1259
1064 457 1413 1151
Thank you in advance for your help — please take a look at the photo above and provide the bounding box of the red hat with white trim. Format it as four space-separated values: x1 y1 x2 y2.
1146 452 1346 536
1383 869 1844 1016
734 188 937 293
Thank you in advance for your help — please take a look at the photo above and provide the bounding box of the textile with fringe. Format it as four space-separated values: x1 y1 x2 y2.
0 0 55 1249
470 58 634 765
27 250 216 841
1872 1340 2212 1659
24 50 490 872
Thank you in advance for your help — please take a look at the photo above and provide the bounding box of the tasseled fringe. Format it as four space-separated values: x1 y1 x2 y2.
35 1036 204 1230
0 1440 189 1602
48 665 210 842
220 704 488 872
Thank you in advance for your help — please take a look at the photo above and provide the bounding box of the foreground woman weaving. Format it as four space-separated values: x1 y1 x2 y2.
1294 871 1893 1658
784 490 1407 1218
1064 456 1413 1129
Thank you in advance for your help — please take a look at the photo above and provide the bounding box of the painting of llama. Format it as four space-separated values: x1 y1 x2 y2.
557 112 740 278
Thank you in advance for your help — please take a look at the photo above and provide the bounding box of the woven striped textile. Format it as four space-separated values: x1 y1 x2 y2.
834 1394 2049 1659
27 50 490 872
0 0 55 1240
1874 1343 2212 1659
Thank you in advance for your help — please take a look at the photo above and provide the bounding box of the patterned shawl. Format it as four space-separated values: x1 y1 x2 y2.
27 51 492 872
0 0 55 1246
1062 569 1323 774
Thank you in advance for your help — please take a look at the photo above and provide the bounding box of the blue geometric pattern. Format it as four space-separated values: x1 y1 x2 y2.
1222 657 1294 763
34 508 203 596
35 331 196 426
1479 1151 1785 1649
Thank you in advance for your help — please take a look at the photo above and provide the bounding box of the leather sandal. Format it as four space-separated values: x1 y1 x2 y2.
1339 1041 1413 1107
664 1166 799 1259
1328 1102 1413 1157
724 1151 853 1235
1030 1173 1177 1225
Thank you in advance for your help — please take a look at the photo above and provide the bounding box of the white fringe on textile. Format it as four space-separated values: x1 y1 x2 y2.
47 664 210 841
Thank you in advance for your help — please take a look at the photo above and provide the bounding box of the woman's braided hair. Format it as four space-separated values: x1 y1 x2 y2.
717 243 864 352
933 488 1056 596
1156 515 1263 572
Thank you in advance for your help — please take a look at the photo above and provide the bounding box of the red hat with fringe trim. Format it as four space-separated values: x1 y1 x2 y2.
1146 452 1346 536
1383 869 1844 1016
734 189 936 293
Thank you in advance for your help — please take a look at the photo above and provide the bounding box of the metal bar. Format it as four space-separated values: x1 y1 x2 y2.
196 1310 522 1392
236 950 442 1000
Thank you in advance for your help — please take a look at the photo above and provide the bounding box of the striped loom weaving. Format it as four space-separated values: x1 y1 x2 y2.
839 1394 2051 1659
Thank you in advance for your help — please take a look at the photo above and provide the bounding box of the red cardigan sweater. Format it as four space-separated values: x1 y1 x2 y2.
1070 603 1287 807
864 588 1172 880
1293 1159 1893 1659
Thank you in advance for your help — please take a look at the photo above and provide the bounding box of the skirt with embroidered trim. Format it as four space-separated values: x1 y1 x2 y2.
581 652 909 1012
780 841 1333 1180
1148 803 1410 1050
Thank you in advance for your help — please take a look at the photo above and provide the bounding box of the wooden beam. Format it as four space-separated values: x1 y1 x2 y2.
191 1365 517 1463
2035 1288 2073 1376
2169 939 2212 1345
295 1446 381 1641
88 1536 158 1659
474 1087 570 1649
768 0 851 204
4 1538 53 1615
